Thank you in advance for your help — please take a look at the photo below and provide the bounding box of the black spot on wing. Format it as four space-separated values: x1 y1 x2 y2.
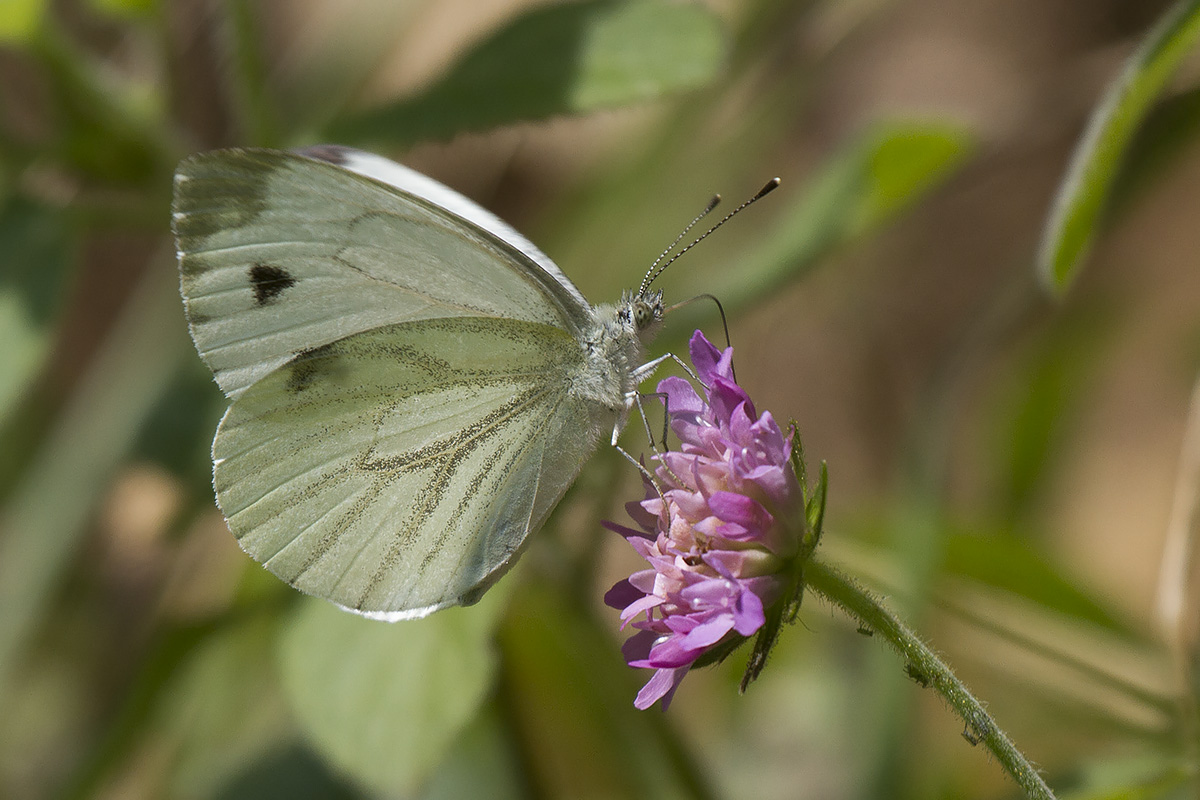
249 263 296 306
287 342 340 394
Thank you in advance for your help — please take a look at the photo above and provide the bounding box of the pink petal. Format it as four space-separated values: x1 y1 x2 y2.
687 330 725 385
678 613 736 649
604 579 641 610
634 667 688 710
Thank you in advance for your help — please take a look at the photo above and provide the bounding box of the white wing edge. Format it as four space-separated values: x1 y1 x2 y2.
296 144 589 312
339 601 445 622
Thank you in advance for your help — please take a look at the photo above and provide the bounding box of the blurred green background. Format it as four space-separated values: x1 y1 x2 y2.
2 0 1199 798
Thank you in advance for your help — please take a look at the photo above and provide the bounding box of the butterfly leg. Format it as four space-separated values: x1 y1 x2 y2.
628 351 701 387
612 351 699 447
612 442 673 531
636 390 671 450
635 389 691 487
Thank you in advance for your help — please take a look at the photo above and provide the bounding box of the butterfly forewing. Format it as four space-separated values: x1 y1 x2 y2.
174 149 592 399
213 317 610 618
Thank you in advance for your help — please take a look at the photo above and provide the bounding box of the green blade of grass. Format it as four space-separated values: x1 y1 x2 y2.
0 256 189 691
1038 0 1200 295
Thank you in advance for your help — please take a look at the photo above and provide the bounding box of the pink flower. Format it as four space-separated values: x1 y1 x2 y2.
606 331 820 710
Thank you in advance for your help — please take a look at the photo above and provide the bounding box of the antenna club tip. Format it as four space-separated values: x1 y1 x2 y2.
755 177 781 198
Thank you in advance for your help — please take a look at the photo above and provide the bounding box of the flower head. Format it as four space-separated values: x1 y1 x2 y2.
606 330 815 710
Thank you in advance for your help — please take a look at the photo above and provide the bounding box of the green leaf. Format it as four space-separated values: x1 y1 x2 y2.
329 0 725 145
855 124 971 229
1038 0 1200 294
157 617 294 800
708 120 973 317
0 197 75 428
278 593 507 797
0 0 45 41
1109 85 1200 206
943 532 1133 636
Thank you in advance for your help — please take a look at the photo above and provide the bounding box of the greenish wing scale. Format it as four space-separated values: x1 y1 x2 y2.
212 317 610 619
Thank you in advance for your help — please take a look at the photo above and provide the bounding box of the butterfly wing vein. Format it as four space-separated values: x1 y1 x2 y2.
213 318 608 617
174 149 593 400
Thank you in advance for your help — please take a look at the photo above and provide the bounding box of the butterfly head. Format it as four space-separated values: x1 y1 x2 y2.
619 288 664 343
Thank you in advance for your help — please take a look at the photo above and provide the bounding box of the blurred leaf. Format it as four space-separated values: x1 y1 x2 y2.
1110 85 1200 205
943 532 1132 636
214 744 363 800
88 0 159 19
990 312 1109 520
278 591 507 797
0 197 75 428
0 0 44 41
855 124 972 229
499 581 712 800
58 618 228 800
158 616 293 800
1062 754 1195 800
0 259 188 691
329 0 725 145
225 0 281 148
707 120 972 317
31 24 173 184
419 703 528 800
1038 0 1200 294
276 4 425 136
130 360 224 485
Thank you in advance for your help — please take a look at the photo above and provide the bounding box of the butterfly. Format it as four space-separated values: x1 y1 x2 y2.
172 145 668 620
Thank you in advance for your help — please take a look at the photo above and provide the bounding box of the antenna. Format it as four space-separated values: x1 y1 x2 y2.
639 178 780 296
638 194 722 297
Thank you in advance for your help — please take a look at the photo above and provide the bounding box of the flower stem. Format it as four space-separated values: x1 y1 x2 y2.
803 556 1057 800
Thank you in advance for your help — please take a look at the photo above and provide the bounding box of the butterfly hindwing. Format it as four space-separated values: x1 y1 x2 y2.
213 316 611 618
173 148 591 399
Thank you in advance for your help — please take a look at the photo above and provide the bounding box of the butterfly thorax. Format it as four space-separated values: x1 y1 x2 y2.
571 290 664 419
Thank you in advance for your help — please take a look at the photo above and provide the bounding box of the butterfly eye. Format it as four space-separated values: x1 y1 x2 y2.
632 299 658 331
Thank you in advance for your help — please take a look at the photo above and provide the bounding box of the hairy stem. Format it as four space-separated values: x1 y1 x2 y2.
804 556 1057 800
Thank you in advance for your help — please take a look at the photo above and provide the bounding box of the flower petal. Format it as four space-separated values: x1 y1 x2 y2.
604 329 806 711
687 330 725 385
634 667 688 710
678 613 736 649
621 629 659 663
657 376 705 416
604 579 642 610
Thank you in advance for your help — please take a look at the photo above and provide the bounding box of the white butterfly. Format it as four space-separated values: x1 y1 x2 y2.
173 145 668 620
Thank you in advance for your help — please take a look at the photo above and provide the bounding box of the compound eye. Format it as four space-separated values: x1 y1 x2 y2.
633 302 652 329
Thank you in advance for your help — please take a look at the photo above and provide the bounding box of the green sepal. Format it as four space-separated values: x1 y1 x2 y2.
739 599 787 692
734 424 830 692
805 461 828 550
